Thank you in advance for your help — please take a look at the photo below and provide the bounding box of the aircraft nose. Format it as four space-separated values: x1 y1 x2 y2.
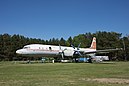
16 50 23 54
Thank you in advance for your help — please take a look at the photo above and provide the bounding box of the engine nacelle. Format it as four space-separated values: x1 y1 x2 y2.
63 49 74 57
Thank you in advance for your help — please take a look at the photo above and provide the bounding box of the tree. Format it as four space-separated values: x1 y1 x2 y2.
0 31 128 61
66 36 73 46
59 38 66 46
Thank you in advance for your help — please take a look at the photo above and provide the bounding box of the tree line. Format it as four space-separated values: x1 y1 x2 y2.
0 31 129 61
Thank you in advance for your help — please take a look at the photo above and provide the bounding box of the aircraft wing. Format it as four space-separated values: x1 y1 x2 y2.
83 48 122 54
99 48 122 52
97 48 122 52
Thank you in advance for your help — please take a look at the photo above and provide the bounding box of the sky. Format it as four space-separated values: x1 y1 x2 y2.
0 0 129 40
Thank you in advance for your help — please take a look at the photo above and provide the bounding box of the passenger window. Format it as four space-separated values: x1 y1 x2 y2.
49 47 52 50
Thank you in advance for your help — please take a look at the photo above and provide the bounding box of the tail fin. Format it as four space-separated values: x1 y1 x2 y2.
90 37 96 50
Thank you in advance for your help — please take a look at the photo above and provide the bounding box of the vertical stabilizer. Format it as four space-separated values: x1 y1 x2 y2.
90 37 96 50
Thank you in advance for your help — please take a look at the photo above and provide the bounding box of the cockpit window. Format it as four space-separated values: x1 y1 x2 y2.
23 47 30 49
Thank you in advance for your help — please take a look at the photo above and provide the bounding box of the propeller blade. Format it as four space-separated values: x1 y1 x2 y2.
78 51 82 56
59 44 64 59
71 44 75 49
77 43 81 50
61 53 64 59
59 44 61 50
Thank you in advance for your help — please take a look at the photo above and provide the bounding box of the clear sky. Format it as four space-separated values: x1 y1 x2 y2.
0 0 129 40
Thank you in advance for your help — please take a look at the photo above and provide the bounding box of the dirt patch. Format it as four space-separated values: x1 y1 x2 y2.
94 78 129 84
80 78 129 84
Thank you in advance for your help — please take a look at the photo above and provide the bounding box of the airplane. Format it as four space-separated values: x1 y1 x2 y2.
16 37 121 62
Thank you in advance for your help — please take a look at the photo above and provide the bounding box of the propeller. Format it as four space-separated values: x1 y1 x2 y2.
71 43 82 56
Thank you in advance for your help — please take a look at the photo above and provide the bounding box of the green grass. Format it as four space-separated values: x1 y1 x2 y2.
0 62 129 86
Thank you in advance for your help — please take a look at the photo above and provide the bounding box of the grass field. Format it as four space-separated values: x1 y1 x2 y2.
0 62 129 86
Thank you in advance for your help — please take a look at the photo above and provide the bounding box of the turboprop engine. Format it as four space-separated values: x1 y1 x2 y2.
63 49 75 57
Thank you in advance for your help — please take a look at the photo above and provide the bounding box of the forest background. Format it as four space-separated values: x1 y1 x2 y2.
0 31 129 61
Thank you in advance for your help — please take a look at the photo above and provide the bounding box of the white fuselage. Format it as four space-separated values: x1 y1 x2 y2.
16 37 97 57
16 44 96 57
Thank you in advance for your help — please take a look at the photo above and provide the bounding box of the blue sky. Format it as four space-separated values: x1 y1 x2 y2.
0 0 129 40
